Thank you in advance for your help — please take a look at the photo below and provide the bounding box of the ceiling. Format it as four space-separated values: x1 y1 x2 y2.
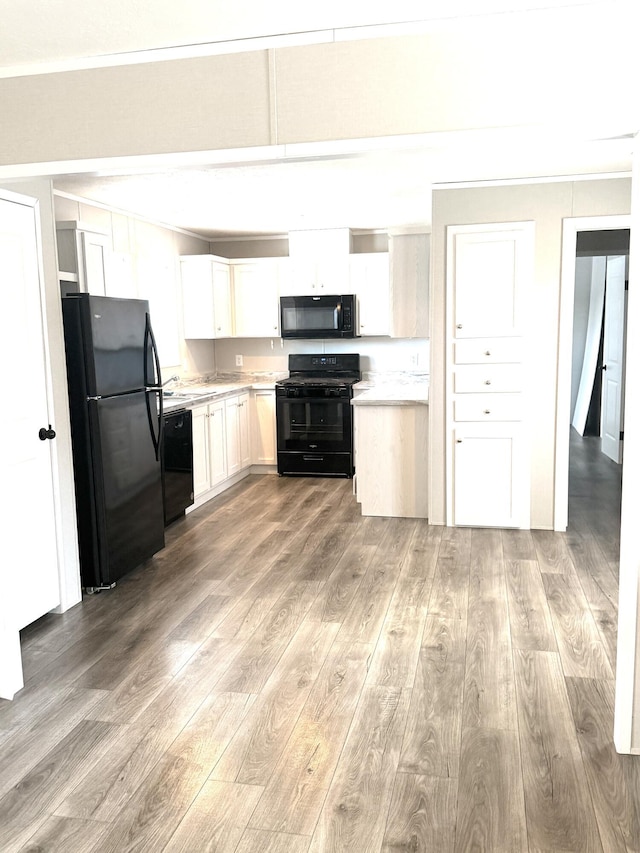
4 0 635 239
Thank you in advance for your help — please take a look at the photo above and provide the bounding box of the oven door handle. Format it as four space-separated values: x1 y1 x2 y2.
303 455 324 461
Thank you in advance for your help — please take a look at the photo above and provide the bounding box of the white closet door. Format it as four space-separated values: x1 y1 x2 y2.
572 257 606 435
601 255 627 463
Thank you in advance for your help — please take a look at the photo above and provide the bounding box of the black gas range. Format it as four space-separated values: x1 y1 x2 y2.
276 354 361 477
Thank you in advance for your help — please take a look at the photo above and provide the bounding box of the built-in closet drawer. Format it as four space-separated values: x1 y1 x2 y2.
454 337 523 364
454 364 522 394
454 394 522 422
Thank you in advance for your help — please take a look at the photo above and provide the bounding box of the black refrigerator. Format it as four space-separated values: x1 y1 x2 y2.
62 294 165 592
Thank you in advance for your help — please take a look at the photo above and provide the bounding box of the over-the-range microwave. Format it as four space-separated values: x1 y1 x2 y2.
279 294 357 339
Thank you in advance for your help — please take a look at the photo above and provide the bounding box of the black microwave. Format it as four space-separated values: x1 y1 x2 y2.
280 294 357 339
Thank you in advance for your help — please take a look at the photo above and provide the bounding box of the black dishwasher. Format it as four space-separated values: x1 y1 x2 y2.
162 409 194 526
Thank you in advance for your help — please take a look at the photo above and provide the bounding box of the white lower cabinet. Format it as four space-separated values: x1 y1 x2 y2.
192 400 228 498
354 403 428 519
251 389 277 465
225 393 250 477
452 422 528 528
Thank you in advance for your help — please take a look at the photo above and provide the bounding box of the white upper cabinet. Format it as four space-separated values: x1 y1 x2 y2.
281 256 350 296
283 227 352 297
231 259 281 338
56 221 111 296
449 224 533 338
181 255 232 339
389 233 429 339
349 252 390 336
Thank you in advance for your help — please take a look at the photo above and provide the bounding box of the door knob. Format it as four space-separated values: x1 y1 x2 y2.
602 364 608 371
39 424 56 441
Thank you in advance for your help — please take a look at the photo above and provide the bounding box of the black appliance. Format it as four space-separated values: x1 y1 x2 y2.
276 353 361 477
162 408 194 526
62 294 165 592
279 294 357 339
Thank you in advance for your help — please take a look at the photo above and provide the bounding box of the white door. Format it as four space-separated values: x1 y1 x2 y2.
601 255 627 463
0 193 60 699
453 423 528 528
450 225 533 338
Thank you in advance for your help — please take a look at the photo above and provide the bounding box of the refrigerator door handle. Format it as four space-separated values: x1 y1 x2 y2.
144 313 164 461
144 312 163 389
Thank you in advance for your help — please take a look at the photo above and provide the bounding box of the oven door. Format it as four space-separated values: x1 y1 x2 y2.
276 388 352 453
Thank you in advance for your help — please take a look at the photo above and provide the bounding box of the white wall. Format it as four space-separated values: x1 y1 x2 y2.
430 177 631 530
214 335 429 377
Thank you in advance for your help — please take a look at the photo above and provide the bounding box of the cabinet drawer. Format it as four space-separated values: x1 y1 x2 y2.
454 364 521 393
454 394 522 422
454 337 522 364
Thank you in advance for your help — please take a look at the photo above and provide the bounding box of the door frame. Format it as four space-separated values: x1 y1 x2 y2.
554 213 630 531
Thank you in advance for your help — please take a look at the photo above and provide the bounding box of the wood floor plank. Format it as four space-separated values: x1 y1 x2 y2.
565 676 640 853
86 751 216 853
382 772 457 853
531 528 574 575
308 685 411 853
162 780 264 853
454 726 528 853
210 619 340 785
463 529 517 731
365 566 429 689
505 558 557 652
336 519 416 646
0 687 108 801
0 719 116 849
215 582 320 694
56 636 245 821
428 527 470 621
167 690 256 777
542 571 614 680
12 815 112 853
514 649 603 853
400 521 443 579
248 640 372 836
501 528 537 561
399 613 466 778
235 828 311 853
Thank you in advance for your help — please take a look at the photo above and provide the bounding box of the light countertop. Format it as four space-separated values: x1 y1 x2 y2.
162 374 284 411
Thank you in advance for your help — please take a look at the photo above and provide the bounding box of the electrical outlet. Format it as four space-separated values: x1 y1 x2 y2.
410 352 419 367
235 354 243 367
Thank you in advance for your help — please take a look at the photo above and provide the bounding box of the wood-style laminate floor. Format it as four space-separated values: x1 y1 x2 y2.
2 431 636 852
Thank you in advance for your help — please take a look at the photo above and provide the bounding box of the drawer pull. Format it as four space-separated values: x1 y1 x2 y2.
484 350 491 356
456 439 463 443
457 324 463 329
484 379 492 385
484 409 491 414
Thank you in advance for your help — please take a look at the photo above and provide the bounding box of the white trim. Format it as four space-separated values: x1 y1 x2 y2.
554 214 630 532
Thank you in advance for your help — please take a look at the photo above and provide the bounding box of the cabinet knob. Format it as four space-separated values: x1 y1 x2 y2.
484 409 491 414
484 350 491 356
457 324 463 329
484 379 492 385
456 439 463 443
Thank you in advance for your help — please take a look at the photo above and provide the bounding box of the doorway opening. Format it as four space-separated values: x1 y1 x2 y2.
555 215 631 532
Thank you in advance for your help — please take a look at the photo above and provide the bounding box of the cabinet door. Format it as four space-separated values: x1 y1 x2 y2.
251 390 276 464
192 405 211 497
232 261 280 337
449 224 533 338
181 257 216 338
208 400 228 486
80 231 110 296
225 396 241 477
238 393 251 469
350 253 390 336
389 233 429 339
453 422 528 528
212 262 232 338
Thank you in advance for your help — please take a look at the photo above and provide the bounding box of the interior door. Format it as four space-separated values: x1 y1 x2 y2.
601 255 627 463
0 193 60 699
